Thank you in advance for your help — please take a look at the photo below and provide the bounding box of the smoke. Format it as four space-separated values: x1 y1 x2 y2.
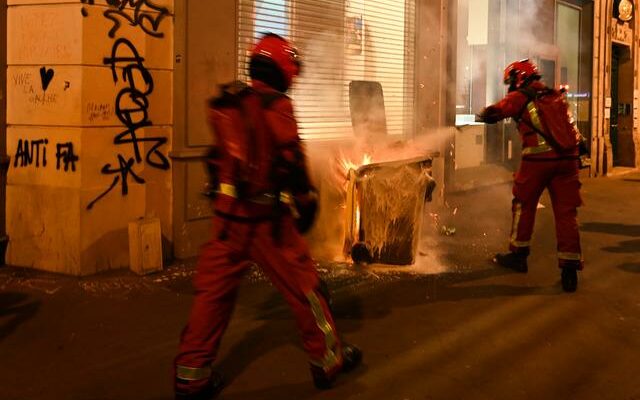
291 23 442 265
296 0 544 272
301 104 513 276
293 26 456 270
516 1 554 57
457 0 552 114
291 29 345 116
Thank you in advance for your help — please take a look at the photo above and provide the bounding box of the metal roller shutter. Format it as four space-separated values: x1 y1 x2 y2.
238 0 415 140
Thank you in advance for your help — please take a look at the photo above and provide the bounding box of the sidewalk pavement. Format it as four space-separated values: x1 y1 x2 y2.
1 171 639 400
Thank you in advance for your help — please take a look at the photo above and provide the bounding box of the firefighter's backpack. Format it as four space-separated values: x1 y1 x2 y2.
519 87 579 152
206 81 284 200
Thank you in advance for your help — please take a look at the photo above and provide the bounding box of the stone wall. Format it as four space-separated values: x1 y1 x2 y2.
6 0 174 275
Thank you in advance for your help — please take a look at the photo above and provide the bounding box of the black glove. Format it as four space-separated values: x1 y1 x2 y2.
476 106 502 124
293 189 318 234
578 138 591 169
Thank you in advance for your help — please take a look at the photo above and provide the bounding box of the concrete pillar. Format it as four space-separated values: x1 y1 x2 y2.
6 0 173 275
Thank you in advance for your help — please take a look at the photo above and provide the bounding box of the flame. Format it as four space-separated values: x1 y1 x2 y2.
339 158 359 174
335 152 374 193
339 153 373 175
337 152 370 248
362 153 373 165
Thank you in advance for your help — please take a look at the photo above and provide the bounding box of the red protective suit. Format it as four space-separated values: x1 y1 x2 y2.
174 80 343 394
481 81 583 269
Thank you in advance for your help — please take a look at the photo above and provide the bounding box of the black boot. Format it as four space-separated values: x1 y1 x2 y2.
340 344 363 373
493 252 528 273
175 371 224 400
311 344 363 390
561 268 578 293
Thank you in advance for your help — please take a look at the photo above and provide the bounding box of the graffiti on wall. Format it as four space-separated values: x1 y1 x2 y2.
86 102 114 123
86 38 169 209
13 139 79 172
14 9 75 61
12 69 60 107
81 0 170 209
10 59 79 173
39 67 54 91
105 39 169 170
80 0 94 17
80 0 169 38
56 143 80 172
14 139 48 168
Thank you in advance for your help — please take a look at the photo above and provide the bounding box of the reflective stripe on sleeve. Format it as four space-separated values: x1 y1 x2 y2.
176 365 212 381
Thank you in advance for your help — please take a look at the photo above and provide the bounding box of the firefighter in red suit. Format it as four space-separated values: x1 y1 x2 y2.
174 34 362 400
477 59 583 293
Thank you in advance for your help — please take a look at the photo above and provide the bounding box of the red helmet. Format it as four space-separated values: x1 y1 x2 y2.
250 33 301 91
503 59 540 90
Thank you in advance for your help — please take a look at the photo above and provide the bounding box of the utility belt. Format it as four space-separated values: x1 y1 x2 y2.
214 183 301 243
217 183 294 206
215 183 300 224
521 140 590 169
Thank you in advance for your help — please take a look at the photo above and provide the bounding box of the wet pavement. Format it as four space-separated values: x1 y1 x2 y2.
1 172 640 400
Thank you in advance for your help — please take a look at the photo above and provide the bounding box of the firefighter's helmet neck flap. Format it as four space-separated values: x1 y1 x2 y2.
249 33 302 93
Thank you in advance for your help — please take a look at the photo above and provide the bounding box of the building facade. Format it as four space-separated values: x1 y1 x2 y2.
592 0 640 174
1 0 637 275
452 0 596 190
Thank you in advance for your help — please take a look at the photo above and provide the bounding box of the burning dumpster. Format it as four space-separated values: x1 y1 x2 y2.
343 156 436 265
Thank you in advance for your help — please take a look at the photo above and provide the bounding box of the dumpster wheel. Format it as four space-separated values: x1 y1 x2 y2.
351 242 373 264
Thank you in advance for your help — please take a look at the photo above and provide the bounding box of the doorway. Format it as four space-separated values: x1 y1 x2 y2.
172 0 237 259
610 43 635 167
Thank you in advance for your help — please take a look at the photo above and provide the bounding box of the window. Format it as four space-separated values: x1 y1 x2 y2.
238 0 416 140
253 0 289 37
556 3 583 117
455 0 490 120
